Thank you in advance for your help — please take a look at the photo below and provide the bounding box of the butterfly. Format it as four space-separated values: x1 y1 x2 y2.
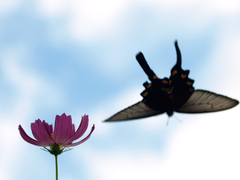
104 41 239 122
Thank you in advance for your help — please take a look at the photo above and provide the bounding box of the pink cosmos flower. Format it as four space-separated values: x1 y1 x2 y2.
18 113 95 155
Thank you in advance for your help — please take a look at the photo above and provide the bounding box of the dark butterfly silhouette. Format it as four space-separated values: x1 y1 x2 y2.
104 41 239 122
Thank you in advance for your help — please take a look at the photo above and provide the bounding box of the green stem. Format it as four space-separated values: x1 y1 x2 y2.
55 155 58 180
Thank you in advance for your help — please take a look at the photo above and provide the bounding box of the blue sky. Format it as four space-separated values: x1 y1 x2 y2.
0 0 240 180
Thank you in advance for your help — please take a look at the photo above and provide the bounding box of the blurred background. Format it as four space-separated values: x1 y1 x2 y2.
0 0 240 180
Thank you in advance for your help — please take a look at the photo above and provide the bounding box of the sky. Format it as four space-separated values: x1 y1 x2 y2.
0 0 240 180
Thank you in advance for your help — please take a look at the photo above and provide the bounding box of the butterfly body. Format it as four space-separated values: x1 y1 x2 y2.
104 41 239 122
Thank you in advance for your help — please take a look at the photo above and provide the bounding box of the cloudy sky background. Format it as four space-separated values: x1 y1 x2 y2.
0 0 240 180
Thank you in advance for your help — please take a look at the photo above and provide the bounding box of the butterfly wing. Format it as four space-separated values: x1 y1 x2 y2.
104 41 239 122
176 89 239 113
104 101 164 122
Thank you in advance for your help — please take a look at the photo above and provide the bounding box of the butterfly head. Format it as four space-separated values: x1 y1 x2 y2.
167 109 174 117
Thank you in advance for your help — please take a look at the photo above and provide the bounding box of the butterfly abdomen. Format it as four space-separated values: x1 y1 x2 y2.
141 78 173 112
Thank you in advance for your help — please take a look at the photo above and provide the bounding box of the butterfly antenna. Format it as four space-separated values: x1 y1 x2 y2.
174 115 182 123
166 117 170 126
136 52 157 81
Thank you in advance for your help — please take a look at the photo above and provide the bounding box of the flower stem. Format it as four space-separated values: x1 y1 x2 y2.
55 155 58 180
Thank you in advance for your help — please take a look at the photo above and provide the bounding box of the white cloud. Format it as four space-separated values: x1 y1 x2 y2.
0 45 63 110
0 120 22 180
91 151 163 180
0 0 22 15
37 0 68 17
81 111 240 180
147 0 240 14
0 1 239 180
0 46 64 179
66 0 129 41
213 29 240 84
36 0 130 41
35 0 240 42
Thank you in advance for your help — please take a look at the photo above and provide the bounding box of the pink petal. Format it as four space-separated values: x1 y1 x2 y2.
31 119 54 145
64 115 89 144
18 125 43 146
43 121 53 135
70 124 75 137
62 124 75 144
53 113 74 144
67 124 95 147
